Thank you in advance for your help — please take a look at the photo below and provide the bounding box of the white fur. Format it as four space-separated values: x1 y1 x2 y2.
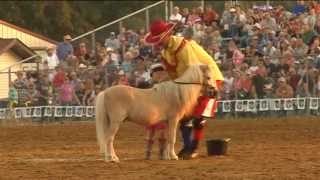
95 65 212 162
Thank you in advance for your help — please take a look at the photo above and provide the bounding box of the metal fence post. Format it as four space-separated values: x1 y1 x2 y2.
119 21 123 33
146 9 150 32
201 0 205 11
8 67 11 87
165 0 168 21
169 1 173 17
91 32 96 54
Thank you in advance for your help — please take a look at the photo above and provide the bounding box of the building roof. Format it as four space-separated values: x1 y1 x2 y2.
0 38 36 59
0 19 58 45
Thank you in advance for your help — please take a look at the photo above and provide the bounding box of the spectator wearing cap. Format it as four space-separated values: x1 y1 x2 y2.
44 47 59 70
105 32 121 51
56 34 74 61
149 63 167 84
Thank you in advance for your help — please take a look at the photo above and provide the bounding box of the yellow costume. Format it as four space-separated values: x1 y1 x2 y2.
161 36 224 88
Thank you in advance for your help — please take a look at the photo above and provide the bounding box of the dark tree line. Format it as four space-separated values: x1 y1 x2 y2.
0 1 158 41
0 1 296 41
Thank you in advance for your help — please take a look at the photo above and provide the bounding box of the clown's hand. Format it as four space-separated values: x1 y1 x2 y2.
205 86 217 98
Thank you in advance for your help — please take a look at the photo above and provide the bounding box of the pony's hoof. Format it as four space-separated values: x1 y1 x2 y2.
170 154 179 160
105 155 120 163
111 159 120 163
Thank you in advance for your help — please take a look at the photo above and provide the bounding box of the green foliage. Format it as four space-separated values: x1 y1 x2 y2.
0 1 297 42
0 1 155 41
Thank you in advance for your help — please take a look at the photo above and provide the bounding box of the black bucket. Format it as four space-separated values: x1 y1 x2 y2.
206 138 230 156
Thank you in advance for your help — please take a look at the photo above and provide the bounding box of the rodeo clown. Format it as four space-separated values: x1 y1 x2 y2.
144 20 224 159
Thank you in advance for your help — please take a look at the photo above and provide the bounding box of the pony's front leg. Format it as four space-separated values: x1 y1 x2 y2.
166 118 179 160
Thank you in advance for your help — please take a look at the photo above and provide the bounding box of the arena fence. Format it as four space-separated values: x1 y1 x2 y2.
1 97 319 120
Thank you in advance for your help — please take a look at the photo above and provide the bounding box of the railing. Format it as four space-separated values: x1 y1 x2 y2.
0 54 40 93
0 97 319 121
71 0 167 53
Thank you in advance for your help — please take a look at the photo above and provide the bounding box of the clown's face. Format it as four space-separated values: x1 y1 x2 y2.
155 34 171 50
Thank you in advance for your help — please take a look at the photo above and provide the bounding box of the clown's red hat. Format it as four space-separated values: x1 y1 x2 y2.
144 20 176 45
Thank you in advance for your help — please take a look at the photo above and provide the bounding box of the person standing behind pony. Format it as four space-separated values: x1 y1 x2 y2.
144 20 224 159
144 63 168 160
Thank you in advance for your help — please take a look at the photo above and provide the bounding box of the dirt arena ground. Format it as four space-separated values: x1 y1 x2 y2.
0 117 320 180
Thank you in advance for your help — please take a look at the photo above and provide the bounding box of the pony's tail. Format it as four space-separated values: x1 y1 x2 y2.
95 91 109 154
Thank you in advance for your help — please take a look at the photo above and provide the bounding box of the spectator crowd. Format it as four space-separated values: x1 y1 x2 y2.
8 0 320 109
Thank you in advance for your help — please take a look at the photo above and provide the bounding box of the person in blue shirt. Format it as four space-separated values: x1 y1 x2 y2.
56 34 74 61
292 0 306 15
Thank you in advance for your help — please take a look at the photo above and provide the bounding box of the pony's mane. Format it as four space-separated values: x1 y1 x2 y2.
175 65 204 84
152 65 204 116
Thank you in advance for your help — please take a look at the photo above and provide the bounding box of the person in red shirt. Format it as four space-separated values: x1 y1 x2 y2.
52 66 65 88
203 5 219 26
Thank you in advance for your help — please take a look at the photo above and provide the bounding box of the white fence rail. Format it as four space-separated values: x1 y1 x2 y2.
1 97 319 120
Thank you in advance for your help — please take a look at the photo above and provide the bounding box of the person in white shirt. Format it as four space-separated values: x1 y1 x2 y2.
169 6 182 23
223 70 234 100
43 47 59 70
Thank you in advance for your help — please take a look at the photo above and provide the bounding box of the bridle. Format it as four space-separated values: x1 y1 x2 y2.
173 80 206 86
173 80 217 98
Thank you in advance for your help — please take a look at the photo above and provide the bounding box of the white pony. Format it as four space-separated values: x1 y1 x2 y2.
95 65 214 162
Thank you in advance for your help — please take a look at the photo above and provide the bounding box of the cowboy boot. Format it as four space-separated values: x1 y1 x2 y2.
189 139 200 159
178 121 193 158
184 118 204 159
158 138 166 160
145 139 154 160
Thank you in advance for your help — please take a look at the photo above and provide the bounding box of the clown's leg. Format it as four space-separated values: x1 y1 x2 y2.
178 118 193 158
189 116 206 158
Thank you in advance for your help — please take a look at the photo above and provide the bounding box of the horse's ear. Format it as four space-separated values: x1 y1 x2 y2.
199 64 209 72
